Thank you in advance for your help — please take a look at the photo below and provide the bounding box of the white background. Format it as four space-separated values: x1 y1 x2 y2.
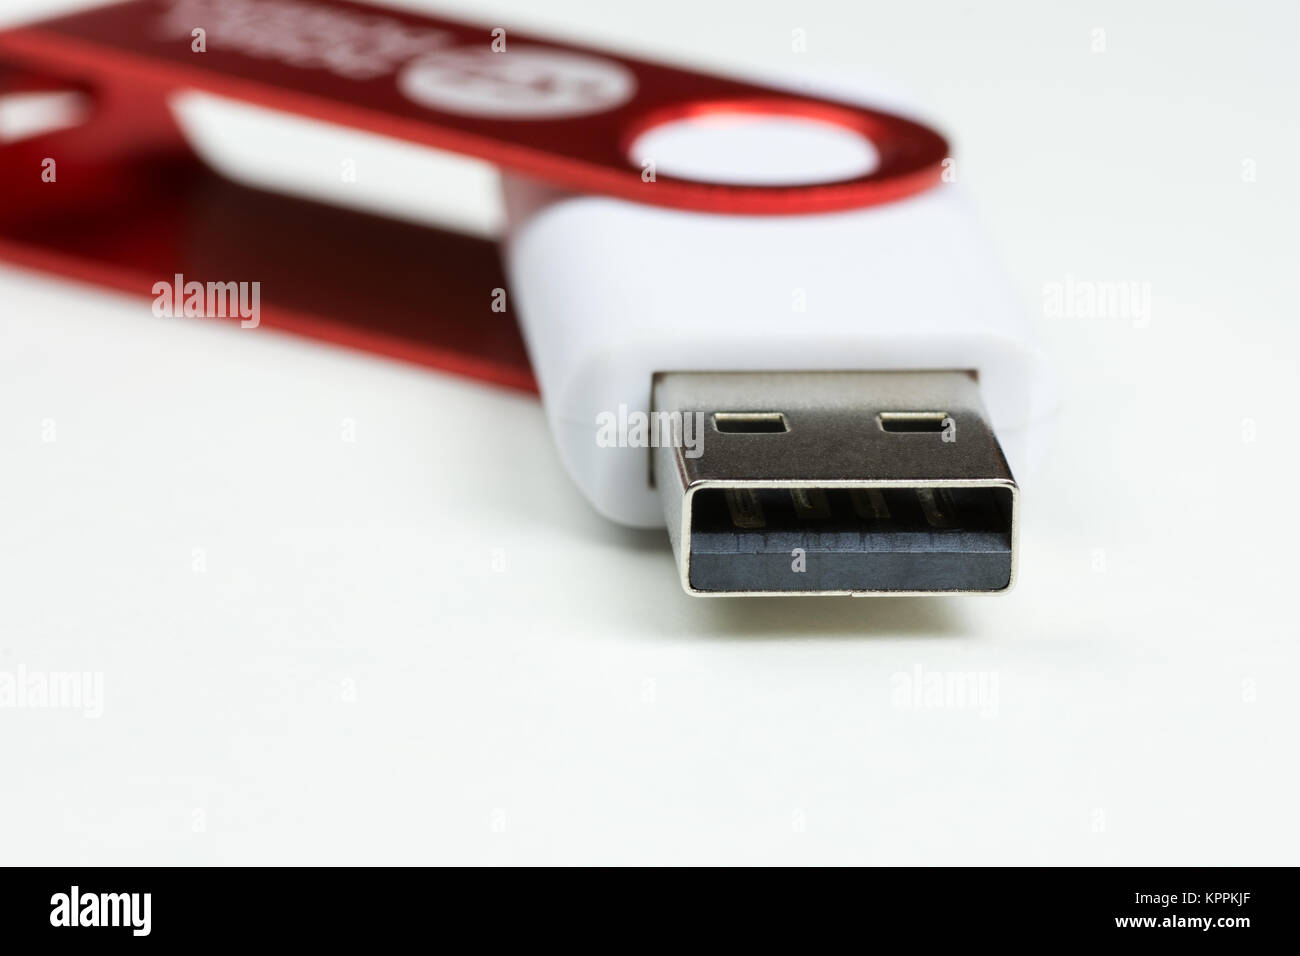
1 0 1297 865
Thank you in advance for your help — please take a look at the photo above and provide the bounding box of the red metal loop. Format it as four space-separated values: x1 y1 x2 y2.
0 0 948 215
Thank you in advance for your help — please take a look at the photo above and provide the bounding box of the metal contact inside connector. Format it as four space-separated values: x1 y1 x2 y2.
688 484 1013 593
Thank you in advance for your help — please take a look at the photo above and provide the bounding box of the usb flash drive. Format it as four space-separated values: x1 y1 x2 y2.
0 0 1055 596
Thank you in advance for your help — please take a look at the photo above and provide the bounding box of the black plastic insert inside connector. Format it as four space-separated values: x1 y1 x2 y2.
688 485 1013 593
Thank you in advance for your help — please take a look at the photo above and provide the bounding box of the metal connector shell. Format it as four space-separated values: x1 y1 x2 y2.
652 371 1018 596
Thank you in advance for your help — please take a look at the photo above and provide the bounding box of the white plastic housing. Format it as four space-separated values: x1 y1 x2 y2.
503 178 1055 529
164 83 1054 529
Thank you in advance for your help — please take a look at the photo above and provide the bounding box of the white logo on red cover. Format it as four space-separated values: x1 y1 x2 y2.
398 46 636 119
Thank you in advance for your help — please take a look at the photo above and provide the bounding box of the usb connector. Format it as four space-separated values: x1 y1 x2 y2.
651 371 1018 596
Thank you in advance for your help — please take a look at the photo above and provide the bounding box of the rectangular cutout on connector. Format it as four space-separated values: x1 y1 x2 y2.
713 412 788 433
878 411 948 432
